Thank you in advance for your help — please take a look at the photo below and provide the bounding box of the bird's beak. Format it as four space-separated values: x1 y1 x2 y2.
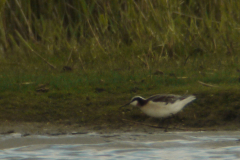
120 102 131 109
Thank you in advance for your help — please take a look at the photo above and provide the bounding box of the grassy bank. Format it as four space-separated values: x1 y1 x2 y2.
0 70 240 129
0 1 240 129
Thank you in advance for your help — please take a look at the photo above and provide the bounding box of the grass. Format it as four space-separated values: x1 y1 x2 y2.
0 1 240 129
0 68 240 129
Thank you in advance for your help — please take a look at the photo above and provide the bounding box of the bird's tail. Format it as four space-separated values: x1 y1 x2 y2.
179 95 196 106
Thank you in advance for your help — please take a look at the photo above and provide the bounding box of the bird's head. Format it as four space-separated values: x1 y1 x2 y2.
121 96 145 108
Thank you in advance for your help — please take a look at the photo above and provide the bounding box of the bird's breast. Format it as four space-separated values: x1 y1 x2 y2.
140 101 174 118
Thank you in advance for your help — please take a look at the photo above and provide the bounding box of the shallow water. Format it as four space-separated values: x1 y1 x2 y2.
1 131 240 159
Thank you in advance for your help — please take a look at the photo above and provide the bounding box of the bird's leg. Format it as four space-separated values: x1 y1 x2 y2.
157 118 169 132
164 114 175 132
170 113 176 128
158 118 165 128
164 122 169 132
164 117 170 132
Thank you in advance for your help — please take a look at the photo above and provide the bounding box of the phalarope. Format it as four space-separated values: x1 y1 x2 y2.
122 94 196 130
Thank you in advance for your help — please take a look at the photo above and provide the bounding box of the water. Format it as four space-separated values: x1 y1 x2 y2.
0 131 240 159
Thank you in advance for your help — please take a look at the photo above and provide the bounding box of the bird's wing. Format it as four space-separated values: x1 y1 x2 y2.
147 94 182 104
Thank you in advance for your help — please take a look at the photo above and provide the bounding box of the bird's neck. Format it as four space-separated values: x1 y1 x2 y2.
137 98 147 107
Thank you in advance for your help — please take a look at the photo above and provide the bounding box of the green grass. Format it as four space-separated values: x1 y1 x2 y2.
0 1 240 129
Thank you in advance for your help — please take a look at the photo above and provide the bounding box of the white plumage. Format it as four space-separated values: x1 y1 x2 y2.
122 94 196 118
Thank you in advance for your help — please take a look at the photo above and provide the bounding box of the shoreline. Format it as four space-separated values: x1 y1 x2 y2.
1 122 239 137
0 122 240 150
1 90 240 136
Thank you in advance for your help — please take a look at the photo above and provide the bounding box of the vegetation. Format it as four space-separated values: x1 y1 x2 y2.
0 0 240 129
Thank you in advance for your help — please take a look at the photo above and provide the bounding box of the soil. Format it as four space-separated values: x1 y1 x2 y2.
0 121 238 137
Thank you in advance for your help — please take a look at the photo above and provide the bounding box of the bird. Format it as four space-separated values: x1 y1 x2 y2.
121 94 196 131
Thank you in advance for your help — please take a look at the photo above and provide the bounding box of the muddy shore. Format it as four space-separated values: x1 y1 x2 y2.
0 121 239 137
1 122 240 150
1 90 240 137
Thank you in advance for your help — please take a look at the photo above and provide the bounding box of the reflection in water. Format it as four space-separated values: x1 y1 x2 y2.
1 132 240 159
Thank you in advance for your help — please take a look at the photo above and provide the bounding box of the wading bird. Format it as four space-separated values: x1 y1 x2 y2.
121 94 196 131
